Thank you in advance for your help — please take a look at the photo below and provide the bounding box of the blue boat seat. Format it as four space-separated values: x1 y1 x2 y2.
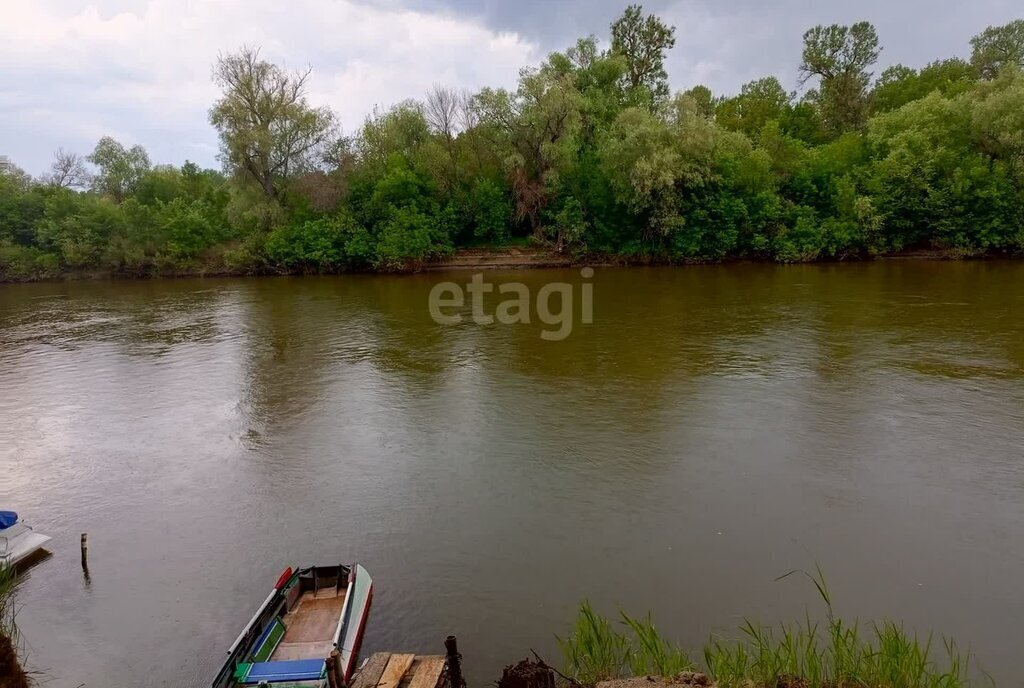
0 512 16 530
241 658 325 683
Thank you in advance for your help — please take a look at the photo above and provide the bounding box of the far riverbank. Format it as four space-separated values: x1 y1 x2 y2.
2 246 1021 285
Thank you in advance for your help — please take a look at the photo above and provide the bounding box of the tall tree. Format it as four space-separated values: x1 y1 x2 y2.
44 148 91 189
716 77 791 140
87 136 150 202
610 5 676 107
970 19 1024 79
357 101 431 171
210 46 336 202
474 62 582 239
799 22 880 135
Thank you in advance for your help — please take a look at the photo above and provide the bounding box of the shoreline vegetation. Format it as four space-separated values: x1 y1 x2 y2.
0 566 30 688
550 571 985 688
3 8 1024 284
0 246 1020 285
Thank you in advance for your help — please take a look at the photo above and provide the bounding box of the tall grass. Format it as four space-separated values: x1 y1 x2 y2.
557 600 629 683
556 601 695 684
560 571 984 688
622 613 694 678
0 563 18 638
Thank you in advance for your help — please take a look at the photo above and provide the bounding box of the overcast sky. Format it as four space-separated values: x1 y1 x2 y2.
2 0 1020 175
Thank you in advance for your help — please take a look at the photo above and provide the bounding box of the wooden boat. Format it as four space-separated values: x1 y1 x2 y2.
0 511 51 568
212 564 373 687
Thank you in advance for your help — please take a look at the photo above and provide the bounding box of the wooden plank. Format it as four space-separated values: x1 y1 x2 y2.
407 656 446 688
281 594 346 643
351 653 392 688
378 653 415 688
271 640 335 661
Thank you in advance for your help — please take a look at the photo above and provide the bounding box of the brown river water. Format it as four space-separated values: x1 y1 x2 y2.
1 262 1022 687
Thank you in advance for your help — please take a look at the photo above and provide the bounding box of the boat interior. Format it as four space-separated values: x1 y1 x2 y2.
271 566 348 661
232 565 351 685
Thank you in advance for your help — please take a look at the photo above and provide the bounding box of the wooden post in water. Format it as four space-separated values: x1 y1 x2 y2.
80 533 91 584
445 636 465 688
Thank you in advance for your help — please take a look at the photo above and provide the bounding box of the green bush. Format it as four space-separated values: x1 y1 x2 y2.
0 242 60 280
158 198 221 260
265 213 371 271
374 207 451 270
470 178 512 243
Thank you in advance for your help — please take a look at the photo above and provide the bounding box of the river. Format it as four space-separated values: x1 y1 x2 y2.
1 262 1022 687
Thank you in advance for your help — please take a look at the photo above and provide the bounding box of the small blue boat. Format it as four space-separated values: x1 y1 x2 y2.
212 564 373 687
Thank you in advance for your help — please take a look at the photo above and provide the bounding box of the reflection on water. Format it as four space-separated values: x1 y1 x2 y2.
1 262 1023 687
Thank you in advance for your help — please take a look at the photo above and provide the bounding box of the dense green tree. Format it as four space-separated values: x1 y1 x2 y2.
473 58 583 240
610 4 676 107
265 213 370 271
716 77 791 141
210 46 336 203
0 158 44 246
683 85 716 119
87 137 151 202
799 22 880 135
970 19 1024 79
357 101 431 174
867 74 1024 252
600 95 719 246
468 178 512 243
871 59 976 113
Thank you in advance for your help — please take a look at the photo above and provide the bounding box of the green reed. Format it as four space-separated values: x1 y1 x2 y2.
0 564 17 638
561 570 985 688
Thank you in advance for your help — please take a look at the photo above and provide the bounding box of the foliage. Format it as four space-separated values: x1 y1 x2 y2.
970 19 1024 79
610 4 677 107
265 213 369 271
3 8 1024 283
210 46 336 203
871 59 977 113
704 570 979 688
88 136 151 202
469 177 513 243
0 565 17 639
374 206 452 270
559 573 980 688
557 601 630 684
799 22 881 135
716 77 792 141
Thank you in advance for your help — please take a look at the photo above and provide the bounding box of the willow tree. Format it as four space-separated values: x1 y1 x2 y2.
209 47 336 202
474 65 583 239
87 136 150 202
